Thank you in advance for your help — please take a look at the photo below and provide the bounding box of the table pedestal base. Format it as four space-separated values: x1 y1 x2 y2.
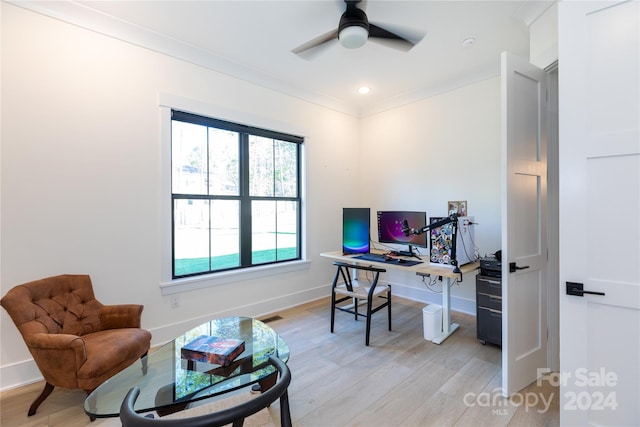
431 322 459 345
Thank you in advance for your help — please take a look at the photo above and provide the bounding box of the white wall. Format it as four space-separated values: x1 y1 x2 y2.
359 78 502 312
529 2 558 69
0 3 360 390
0 3 502 390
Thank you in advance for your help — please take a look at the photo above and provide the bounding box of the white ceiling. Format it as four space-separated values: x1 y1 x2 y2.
14 0 555 117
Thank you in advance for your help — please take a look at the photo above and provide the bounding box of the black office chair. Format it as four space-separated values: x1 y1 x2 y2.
119 355 292 427
330 261 391 346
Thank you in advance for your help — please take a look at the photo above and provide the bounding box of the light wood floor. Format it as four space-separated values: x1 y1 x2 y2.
0 296 558 426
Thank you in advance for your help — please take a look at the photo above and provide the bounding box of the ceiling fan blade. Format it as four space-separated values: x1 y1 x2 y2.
292 28 339 56
368 22 424 51
295 38 340 61
292 0 424 58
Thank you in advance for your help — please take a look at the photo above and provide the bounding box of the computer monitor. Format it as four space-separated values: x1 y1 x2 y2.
342 208 370 254
377 211 428 257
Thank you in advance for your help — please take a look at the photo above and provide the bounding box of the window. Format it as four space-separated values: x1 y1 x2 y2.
171 110 303 279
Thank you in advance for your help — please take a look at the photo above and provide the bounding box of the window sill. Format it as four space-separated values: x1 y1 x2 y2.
160 259 311 296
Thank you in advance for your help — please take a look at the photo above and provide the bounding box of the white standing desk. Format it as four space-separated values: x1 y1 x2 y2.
320 251 479 344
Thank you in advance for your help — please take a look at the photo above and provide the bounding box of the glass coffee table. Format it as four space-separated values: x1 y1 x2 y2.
84 316 289 418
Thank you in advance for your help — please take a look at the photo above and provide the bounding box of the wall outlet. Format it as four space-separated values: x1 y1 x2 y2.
170 295 180 308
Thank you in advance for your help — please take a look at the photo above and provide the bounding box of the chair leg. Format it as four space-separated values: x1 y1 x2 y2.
365 297 373 346
28 382 55 416
280 391 293 427
330 265 342 334
387 289 392 331
330 291 336 333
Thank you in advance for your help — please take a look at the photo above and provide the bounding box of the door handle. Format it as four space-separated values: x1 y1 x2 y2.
566 282 605 297
509 262 530 273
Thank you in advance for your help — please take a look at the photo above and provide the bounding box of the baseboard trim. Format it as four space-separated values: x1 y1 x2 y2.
390 281 477 316
0 284 330 392
0 360 43 392
1 281 475 392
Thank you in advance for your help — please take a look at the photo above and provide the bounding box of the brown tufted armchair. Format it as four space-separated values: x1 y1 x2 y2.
0 274 152 418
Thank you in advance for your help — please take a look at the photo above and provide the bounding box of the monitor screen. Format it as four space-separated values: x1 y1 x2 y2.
342 208 370 254
377 211 428 248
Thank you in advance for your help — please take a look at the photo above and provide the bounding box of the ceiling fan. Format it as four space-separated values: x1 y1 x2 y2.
292 0 425 58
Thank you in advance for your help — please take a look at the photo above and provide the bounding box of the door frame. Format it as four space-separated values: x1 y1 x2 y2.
545 64 560 373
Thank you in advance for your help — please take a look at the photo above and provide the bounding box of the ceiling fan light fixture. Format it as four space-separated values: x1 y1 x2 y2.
339 25 368 49
292 0 421 57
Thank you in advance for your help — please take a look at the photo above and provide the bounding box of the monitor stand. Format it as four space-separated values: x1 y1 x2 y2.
393 245 422 260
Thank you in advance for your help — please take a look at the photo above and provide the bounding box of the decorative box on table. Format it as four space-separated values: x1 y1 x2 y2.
181 335 245 366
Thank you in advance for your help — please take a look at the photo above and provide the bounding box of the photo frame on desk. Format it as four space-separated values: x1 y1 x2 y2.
447 200 467 216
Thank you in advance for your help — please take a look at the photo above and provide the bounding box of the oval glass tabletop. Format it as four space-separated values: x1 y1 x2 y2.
84 316 289 418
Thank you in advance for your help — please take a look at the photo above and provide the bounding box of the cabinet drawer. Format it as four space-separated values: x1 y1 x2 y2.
476 276 501 297
477 292 502 311
477 306 502 345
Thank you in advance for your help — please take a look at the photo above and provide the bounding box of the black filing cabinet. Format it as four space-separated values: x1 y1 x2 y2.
476 275 502 346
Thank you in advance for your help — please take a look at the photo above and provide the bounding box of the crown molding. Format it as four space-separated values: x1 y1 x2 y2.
9 1 521 119
8 1 362 117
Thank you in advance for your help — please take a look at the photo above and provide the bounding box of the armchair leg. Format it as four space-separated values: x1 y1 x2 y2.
28 382 54 416
84 389 98 421
141 351 149 375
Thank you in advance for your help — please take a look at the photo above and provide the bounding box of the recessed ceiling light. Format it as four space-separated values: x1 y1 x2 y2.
462 36 476 48
358 86 370 95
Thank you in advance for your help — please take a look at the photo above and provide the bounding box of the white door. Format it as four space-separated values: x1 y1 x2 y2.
501 51 548 396
559 1 640 425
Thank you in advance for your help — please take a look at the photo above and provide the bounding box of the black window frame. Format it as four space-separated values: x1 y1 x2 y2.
171 110 303 279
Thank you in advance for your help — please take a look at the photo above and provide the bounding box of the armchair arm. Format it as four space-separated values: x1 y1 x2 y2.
99 304 144 330
25 333 87 388
26 332 83 349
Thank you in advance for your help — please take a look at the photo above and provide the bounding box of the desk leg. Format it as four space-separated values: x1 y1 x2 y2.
432 277 459 344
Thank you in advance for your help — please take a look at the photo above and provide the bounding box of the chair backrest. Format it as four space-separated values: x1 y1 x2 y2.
0 274 104 339
119 355 292 427
331 261 386 291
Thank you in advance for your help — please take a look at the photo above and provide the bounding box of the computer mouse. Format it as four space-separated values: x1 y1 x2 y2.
397 258 407 264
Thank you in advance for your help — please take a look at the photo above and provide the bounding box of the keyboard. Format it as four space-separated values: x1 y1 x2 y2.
353 253 423 266
353 253 390 263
